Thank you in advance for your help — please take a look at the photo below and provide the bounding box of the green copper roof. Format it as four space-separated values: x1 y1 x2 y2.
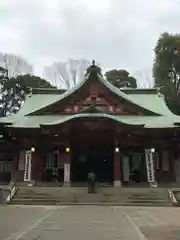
6 116 62 128
0 92 61 124
121 91 173 116
5 114 180 129
2 73 173 119
40 113 179 128
40 113 144 127
27 73 161 116
1 69 180 129
20 85 173 117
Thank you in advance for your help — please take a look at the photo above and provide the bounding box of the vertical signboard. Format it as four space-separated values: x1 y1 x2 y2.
162 150 169 171
64 163 70 183
24 150 32 182
145 149 155 182
154 152 160 170
122 156 130 182
19 151 25 171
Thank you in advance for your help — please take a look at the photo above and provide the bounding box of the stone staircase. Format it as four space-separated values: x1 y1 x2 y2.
10 186 172 206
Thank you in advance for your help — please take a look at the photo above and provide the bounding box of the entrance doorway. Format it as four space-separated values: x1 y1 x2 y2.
71 143 113 184
0 153 13 184
121 148 147 184
43 150 64 183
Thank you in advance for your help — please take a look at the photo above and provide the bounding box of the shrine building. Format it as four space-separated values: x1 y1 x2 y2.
0 62 180 187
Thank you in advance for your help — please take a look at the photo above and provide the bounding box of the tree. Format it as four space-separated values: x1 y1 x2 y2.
132 68 154 88
0 66 8 83
0 68 25 117
4 74 56 90
0 53 33 78
105 69 137 88
43 59 91 89
153 32 180 114
0 72 56 117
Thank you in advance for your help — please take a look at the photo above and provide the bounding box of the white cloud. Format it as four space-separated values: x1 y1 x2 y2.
0 0 180 82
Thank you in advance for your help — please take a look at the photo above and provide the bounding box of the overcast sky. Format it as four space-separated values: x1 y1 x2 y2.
0 0 180 78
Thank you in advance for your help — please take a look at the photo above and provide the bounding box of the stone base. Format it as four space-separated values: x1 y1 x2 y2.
113 180 122 187
28 180 35 186
149 181 158 188
9 181 15 186
63 182 71 187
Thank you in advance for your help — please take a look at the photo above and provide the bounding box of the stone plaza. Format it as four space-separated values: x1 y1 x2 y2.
0 205 180 240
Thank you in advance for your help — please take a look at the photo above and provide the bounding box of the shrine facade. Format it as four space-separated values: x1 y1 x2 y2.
0 63 180 187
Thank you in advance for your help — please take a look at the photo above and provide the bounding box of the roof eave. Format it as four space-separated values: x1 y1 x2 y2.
39 114 145 128
0 122 13 126
5 125 40 129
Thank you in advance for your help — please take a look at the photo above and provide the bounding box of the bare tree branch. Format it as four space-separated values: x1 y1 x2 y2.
43 59 91 89
0 53 33 78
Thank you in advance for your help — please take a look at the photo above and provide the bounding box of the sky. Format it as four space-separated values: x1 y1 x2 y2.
0 0 180 83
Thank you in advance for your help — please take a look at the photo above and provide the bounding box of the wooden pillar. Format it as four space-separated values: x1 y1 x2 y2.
11 152 19 182
113 141 121 187
31 151 42 183
16 150 25 181
169 150 175 181
174 150 180 184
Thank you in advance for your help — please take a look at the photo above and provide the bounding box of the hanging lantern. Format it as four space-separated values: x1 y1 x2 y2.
66 147 70 153
115 147 119 152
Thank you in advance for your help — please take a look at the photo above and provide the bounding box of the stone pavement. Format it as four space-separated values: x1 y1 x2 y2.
120 206 180 240
0 205 180 240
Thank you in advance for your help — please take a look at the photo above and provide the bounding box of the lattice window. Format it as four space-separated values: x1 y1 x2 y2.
0 161 12 172
44 153 57 169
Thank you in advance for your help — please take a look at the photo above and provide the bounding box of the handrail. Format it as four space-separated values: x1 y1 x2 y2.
168 188 178 206
6 182 17 203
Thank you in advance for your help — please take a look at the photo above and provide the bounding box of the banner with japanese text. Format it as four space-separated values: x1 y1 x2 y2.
24 150 32 182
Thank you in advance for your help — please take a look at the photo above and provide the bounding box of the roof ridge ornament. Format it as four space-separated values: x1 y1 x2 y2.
85 60 102 76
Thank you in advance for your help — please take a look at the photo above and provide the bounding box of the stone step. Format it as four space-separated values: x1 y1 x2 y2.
16 196 167 201
128 197 167 200
16 194 55 198
15 193 168 200
15 189 169 196
10 186 172 206
11 195 171 206
10 200 171 206
12 198 170 204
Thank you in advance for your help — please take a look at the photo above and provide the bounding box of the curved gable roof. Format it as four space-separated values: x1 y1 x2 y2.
121 88 174 116
0 81 174 128
40 113 145 128
26 73 161 116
